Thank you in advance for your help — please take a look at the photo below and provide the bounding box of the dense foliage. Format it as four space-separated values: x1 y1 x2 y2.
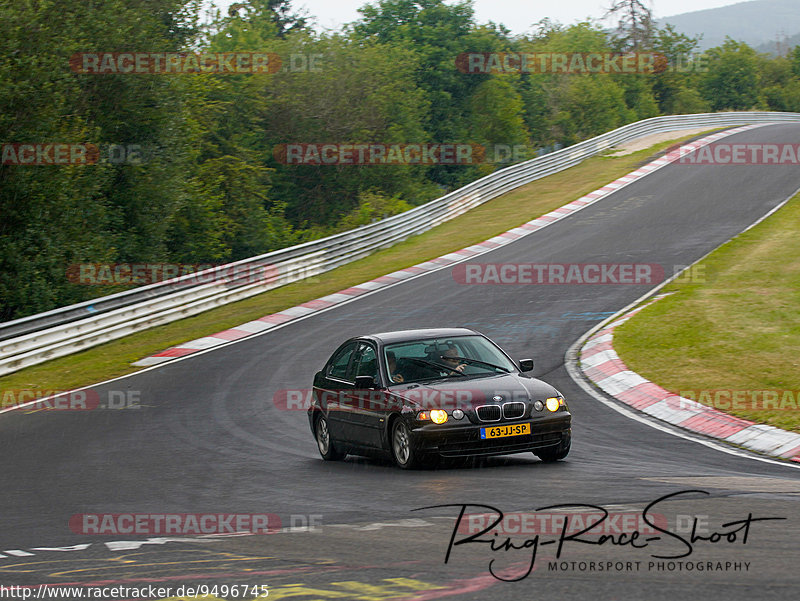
1 0 798 319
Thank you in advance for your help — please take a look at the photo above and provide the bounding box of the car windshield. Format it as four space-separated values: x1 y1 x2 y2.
383 335 516 385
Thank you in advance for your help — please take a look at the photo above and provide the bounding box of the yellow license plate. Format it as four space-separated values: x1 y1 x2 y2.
480 423 530 439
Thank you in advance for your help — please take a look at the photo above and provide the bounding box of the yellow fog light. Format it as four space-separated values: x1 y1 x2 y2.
430 409 448 424
545 397 561 412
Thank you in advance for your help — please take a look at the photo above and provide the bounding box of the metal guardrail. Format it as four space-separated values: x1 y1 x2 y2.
2 111 799 376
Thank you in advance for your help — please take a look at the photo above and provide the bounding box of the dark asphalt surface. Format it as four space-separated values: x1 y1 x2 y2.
1 124 800 599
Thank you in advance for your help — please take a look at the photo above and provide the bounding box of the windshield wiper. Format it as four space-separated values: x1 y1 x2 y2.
448 356 511 373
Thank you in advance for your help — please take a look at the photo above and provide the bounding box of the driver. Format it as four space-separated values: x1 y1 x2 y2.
386 351 405 383
440 346 467 374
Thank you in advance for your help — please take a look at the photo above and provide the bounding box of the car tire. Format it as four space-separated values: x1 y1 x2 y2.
535 439 570 463
315 414 344 461
391 420 422 469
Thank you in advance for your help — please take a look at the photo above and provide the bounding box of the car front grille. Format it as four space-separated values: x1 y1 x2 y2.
502 402 525 419
476 402 528 422
476 405 501 422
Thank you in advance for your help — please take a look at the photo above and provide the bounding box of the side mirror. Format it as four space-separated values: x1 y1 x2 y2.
518 359 534 372
354 375 376 389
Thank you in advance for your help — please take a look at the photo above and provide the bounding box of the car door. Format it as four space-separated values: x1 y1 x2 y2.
347 342 385 448
317 341 357 440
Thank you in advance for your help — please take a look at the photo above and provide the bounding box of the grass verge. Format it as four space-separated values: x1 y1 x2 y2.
0 130 716 394
614 191 800 433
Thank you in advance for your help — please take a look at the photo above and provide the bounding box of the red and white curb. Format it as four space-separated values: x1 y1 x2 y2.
133 123 768 367
580 297 800 463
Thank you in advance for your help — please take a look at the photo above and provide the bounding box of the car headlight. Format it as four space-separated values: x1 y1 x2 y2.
430 409 448 424
545 397 562 412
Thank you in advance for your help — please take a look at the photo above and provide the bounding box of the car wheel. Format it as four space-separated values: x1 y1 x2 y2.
315 414 343 461
535 439 570 463
391 420 422 469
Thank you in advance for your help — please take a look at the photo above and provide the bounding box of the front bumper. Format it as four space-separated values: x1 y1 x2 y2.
409 415 571 458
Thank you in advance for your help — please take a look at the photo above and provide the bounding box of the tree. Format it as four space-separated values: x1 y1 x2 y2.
554 76 636 144
605 0 654 51
699 38 760 111
514 22 643 145
650 24 705 113
222 0 309 39
791 45 800 78
758 54 800 112
257 35 435 225
0 0 200 320
353 0 514 189
335 190 412 231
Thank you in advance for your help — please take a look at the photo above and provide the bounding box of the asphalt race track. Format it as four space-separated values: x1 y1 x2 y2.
2 124 800 600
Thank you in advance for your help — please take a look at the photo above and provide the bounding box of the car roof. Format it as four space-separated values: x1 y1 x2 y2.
361 328 479 344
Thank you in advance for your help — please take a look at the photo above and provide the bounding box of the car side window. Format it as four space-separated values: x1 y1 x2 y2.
354 343 378 380
328 342 357 380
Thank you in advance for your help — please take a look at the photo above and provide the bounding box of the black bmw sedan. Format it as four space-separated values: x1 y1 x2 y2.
307 328 571 469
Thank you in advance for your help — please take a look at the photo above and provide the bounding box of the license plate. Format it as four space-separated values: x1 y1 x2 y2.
480 423 530 439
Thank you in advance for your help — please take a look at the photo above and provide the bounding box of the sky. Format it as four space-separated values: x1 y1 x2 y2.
206 0 743 36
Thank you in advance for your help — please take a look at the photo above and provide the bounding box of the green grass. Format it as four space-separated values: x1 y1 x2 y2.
0 131 715 394
614 191 800 433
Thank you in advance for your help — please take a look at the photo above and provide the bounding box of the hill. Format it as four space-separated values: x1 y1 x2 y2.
659 0 800 51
